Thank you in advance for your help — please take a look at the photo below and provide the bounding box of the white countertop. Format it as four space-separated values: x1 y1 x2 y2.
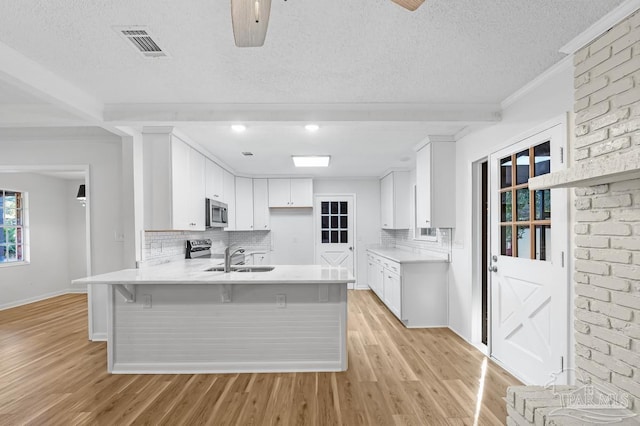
367 247 449 264
73 260 355 285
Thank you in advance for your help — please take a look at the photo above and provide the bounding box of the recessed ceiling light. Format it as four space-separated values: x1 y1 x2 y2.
231 124 246 132
242 152 254 156
305 124 319 132
292 155 330 167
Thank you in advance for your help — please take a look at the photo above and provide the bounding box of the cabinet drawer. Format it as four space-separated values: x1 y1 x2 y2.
382 259 400 274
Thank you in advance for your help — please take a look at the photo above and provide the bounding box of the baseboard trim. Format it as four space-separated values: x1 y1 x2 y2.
91 332 107 342
111 360 346 374
447 326 489 356
0 288 86 311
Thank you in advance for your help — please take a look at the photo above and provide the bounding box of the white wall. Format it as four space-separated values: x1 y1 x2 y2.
314 178 381 289
269 209 314 265
449 62 574 342
66 179 87 283
0 133 128 338
0 173 73 308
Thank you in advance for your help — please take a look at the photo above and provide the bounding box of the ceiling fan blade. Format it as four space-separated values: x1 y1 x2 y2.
390 0 425 11
231 0 272 47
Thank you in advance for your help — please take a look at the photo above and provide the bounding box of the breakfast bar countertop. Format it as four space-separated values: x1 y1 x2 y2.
73 261 355 286
367 247 449 264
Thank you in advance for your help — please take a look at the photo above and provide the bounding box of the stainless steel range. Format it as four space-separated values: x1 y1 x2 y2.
185 239 245 265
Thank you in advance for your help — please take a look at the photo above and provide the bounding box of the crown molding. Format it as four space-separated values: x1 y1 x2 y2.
560 0 640 54
413 135 456 152
500 55 572 110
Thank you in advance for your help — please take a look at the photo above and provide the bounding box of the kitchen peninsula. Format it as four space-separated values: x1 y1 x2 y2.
75 261 354 374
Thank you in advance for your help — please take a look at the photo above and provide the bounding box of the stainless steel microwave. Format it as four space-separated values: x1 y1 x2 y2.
206 198 228 228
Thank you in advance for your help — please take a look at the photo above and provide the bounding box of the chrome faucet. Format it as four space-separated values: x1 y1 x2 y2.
224 246 245 272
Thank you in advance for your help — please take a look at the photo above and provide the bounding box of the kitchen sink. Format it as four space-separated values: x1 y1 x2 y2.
205 266 275 273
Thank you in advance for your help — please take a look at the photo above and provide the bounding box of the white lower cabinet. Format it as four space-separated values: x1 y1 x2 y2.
383 270 402 319
367 255 384 298
367 249 448 328
247 252 271 265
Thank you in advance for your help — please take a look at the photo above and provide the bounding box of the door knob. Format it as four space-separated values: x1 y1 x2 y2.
492 255 498 262
349 247 353 251
488 266 497 273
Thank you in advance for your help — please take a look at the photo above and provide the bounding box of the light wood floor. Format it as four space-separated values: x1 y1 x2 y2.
0 290 520 425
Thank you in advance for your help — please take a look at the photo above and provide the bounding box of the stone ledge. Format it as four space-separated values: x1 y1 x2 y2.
506 385 638 425
529 148 640 190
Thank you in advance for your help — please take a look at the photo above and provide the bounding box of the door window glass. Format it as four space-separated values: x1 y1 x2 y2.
498 141 552 260
321 201 348 244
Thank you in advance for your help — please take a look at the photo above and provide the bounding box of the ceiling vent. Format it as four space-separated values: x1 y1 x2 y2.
113 26 169 58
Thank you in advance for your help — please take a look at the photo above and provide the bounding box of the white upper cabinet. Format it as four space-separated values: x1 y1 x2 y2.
253 179 270 230
143 132 206 231
268 178 313 207
235 177 254 231
380 171 410 229
205 159 224 201
235 177 270 231
415 140 455 229
290 179 313 207
268 179 290 207
223 169 236 230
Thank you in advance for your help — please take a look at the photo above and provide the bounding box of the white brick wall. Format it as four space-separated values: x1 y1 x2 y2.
572 10 640 413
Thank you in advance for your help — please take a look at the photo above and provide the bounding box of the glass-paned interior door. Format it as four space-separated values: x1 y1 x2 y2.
489 123 568 385
315 195 355 289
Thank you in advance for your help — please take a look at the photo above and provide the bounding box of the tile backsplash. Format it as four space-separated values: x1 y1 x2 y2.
141 229 272 266
381 228 452 257
142 229 228 265
228 231 271 253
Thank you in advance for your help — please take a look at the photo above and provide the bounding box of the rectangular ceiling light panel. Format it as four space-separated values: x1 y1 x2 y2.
292 156 331 167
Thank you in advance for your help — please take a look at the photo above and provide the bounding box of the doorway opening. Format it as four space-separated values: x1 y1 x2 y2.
0 166 91 310
472 158 490 354
481 160 489 346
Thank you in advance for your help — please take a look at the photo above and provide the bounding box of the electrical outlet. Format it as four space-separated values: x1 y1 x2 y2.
114 231 125 242
276 294 286 308
143 294 152 309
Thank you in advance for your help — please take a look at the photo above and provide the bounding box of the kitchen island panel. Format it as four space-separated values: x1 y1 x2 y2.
108 283 347 374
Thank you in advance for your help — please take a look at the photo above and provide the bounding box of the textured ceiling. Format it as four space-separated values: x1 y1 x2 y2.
0 0 624 105
0 0 625 176
180 122 467 177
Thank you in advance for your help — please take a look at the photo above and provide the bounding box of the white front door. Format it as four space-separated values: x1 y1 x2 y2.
315 195 355 289
489 122 568 385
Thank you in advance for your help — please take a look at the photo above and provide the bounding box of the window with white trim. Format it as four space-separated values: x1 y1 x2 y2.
0 189 27 264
